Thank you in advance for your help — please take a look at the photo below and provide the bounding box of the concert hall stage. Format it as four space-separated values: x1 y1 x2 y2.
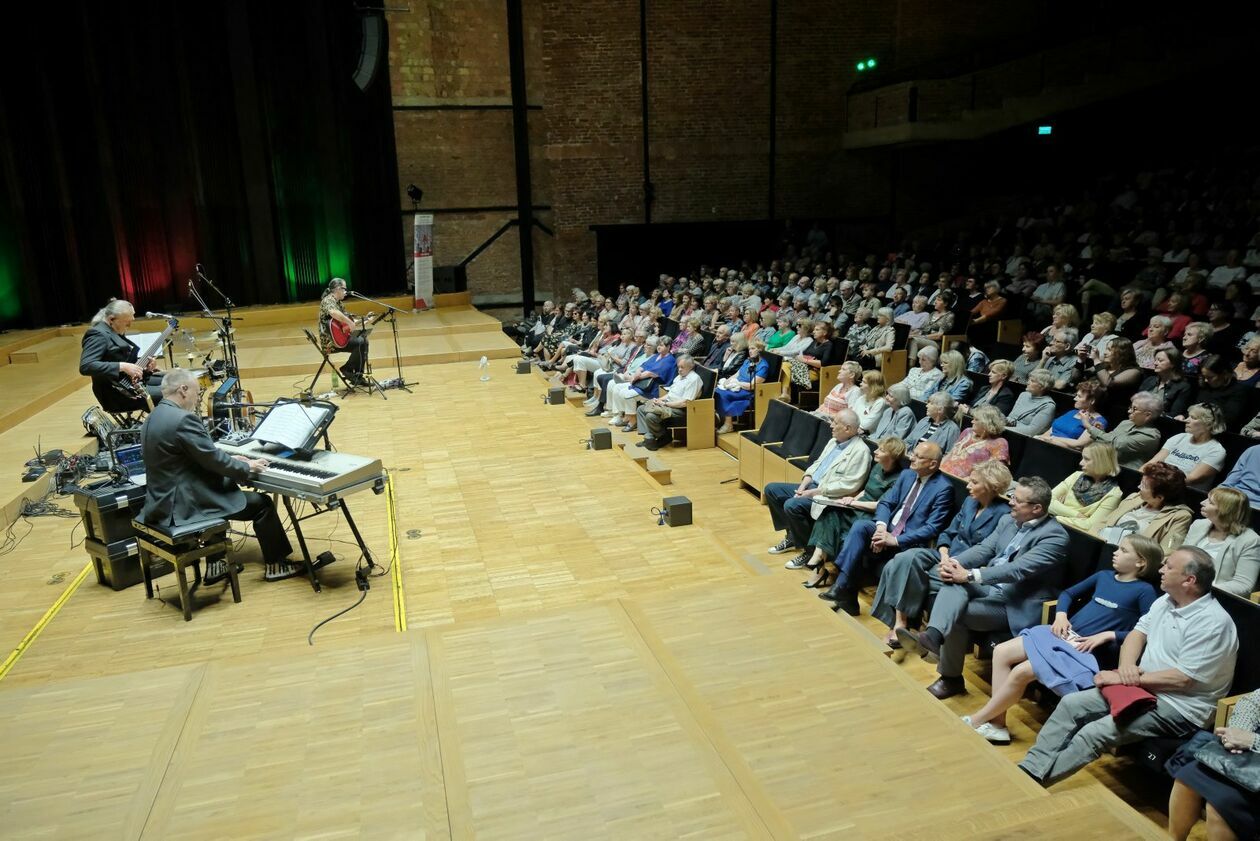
0 329 1165 839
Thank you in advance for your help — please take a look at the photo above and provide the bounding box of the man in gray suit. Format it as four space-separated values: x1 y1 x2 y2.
79 299 163 412
899 476 1069 699
139 369 299 582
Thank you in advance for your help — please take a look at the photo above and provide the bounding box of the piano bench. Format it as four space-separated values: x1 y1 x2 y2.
132 518 237 621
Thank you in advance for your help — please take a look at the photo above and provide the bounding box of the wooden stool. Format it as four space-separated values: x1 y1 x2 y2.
132 518 237 621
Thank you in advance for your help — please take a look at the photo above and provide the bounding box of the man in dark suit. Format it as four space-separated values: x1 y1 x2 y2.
79 299 162 412
139 369 299 582
701 325 732 369
899 476 1069 699
820 441 955 616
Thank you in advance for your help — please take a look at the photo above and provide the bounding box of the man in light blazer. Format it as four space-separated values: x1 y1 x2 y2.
764 410 872 567
820 441 955 615
900 476 1069 699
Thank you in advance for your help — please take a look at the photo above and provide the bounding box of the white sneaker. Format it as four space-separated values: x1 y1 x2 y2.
607 415 623 425
600 411 612 417
974 722 1011 744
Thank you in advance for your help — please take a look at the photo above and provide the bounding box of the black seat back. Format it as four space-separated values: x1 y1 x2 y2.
1015 434 1077 488
893 322 911 350
693 364 717 400
743 399 793 444
1003 431 1029 479
773 410 824 458
805 421 833 465
1218 589 1260 696
1062 526 1104 589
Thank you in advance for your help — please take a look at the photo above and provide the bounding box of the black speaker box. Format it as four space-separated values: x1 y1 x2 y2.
516 359 531 374
590 428 612 450
546 386 565 405
434 265 468 294
663 495 692 527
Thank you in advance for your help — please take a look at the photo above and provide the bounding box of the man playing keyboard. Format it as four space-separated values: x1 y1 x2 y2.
139 368 301 583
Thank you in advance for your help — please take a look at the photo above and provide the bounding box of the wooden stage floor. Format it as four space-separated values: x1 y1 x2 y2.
0 317 1169 839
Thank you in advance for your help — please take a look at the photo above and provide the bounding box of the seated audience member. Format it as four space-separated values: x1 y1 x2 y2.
1029 265 1067 321
907 291 956 358
1144 403 1227 493
587 330 649 416
1039 303 1081 343
765 313 796 350
752 310 778 344
1155 292 1194 340
604 336 675 429
871 384 915 440
1035 327 1081 390
1113 287 1148 341
1011 333 1046 385
970 280 1007 325
1133 315 1175 369
1184 487 1260 597
906 392 961 453
1048 442 1123 531
819 442 955 616
701 324 733 368
896 295 931 331
1086 337 1143 393
1234 336 1260 386
738 308 760 341
1075 311 1117 367
962 534 1162 744
772 318 813 360
783 322 833 400
1099 462 1195 554
961 359 1016 418
1221 444 1260 507
1018 546 1238 786
714 339 769 434
1083 391 1163 467
633 353 702 451
871 461 1012 647
844 307 874 350
815 361 864 420
942 406 1009 479
669 316 705 355
854 307 896 370
1180 321 1213 378
1195 355 1253 426
1039 379 1108 446
1206 301 1241 356
934 349 973 403
716 332 750 379
763 411 873 567
1006 369 1058 436
1166 688 1260 841
1139 348 1193 418
899 476 1069 700
902 346 944 402
848 369 889 433
791 437 907 579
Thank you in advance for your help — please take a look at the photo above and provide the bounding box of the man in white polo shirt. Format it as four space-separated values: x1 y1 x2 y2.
1019 546 1238 785
634 354 702 451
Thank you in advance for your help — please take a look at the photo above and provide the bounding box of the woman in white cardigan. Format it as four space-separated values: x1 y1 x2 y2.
1185 486 1260 597
846 369 889 434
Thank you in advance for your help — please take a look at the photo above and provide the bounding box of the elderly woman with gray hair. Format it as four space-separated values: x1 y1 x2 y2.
906 391 960 453
902 346 944 402
871 383 915 440
1132 314 1175 370
1006 369 1057 435
855 306 897 370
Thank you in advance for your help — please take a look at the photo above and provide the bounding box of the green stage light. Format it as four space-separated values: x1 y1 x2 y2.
866 58 877 68
856 61 866 71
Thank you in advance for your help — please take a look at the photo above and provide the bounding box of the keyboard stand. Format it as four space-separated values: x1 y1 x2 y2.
281 494 377 593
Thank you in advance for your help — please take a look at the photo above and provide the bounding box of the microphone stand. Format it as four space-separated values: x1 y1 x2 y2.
348 290 414 392
189 265 247 430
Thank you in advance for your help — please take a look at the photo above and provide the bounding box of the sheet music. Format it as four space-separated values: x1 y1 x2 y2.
128 331 163 360
251 403 332 450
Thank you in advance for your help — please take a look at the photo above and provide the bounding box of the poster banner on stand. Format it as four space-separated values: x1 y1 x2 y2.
413 213 434 310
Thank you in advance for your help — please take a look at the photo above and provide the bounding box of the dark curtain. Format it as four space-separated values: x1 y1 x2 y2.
0 0 402 329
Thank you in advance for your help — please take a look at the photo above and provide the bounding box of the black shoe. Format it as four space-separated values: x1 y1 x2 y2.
643 438 662 451
783 551 810 570
832 589 860 616
803 568 835 589
585 407 602 417
767 536 796 555
927 676 966 699
897 627 943 663
817 579 846 601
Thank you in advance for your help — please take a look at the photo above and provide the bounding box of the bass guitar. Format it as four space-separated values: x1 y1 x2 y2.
330 312 382 349
112 316 179 404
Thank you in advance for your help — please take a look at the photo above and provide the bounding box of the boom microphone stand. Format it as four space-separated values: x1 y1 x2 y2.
348 290 414 392
188 264 247 429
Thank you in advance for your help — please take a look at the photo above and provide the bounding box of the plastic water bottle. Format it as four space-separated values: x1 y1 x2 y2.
478 356 490 382
332 372 342 389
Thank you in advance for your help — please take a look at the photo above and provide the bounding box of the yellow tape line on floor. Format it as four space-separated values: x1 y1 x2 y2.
0 561 92 682
385 473 406 632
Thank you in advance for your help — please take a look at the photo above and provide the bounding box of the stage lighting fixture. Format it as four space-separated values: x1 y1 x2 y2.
1037 125 1053 136
406 184 423 205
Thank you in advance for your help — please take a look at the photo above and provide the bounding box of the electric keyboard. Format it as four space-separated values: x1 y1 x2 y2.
216 440 385 502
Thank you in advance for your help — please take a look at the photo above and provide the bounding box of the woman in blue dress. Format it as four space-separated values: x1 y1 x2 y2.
715 339 769 434
961 533 1161 744
1040 378 1109 445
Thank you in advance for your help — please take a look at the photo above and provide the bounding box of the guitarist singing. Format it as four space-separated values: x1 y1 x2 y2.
318 277 369 385
79 299 163 413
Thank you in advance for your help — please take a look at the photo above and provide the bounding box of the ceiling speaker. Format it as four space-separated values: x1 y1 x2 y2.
352 15 384 92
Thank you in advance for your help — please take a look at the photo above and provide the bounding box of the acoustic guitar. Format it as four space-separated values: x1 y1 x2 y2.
330 312 383 349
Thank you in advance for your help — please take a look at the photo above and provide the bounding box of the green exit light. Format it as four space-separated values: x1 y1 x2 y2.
1038 125 1053 136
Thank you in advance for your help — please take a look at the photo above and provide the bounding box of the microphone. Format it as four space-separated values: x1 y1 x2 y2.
195 263 204 273
348 290 366 300
146 311 177 319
